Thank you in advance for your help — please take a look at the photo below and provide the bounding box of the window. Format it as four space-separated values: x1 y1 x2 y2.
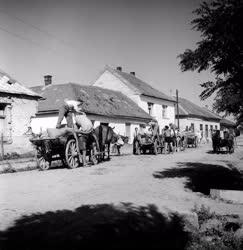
0 103 6 117
200 124 203 131
215 125 218 130
210 125 213 131
205 124 208 137
162 105 168 119
190 123 195 132
147 102 154 116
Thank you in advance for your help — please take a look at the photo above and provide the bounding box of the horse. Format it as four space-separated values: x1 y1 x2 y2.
94 124 118 160
212 130 234 153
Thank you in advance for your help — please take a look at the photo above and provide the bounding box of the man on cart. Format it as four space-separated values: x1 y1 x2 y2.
55 99 99 166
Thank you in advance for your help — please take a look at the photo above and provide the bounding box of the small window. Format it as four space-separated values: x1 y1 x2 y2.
210 125 213 131
0 103 6 116
200 124 203 130
147 102 154 116
162 105 168 119
190 123 194 132
215 125 218 130
205 124 209 137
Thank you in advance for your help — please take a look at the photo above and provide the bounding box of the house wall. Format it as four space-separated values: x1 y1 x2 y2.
179 117 220 141
93 70 176 131
0 94 38 154
31 113 147 144
139 95 175 131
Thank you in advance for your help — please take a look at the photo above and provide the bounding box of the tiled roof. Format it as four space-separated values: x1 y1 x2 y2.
0 69 41 98
31 83 152 121
107 66 175 102
177 97 221 121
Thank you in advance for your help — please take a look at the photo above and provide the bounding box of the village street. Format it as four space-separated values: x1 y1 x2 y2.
0 143 242 232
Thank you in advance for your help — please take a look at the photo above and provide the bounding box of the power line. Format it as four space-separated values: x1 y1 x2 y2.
0 25 57 53
0 8 77 49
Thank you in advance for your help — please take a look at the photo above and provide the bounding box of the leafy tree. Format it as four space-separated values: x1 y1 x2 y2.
178 0 243 124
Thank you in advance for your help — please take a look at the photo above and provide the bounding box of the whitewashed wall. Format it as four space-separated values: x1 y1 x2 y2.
179 117 220 140
0 95 38 154
139 95 175 131
93 69 176 131
31 114 147 144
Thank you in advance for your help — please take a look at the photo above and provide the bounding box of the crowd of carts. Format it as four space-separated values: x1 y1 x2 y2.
31 127 237 171
133 131 198 155
30 128 200 171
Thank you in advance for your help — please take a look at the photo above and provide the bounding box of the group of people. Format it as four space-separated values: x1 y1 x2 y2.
133 121 186 153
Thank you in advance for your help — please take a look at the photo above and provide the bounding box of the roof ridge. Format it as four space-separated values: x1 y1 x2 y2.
107 66 175 102
106 66 141 94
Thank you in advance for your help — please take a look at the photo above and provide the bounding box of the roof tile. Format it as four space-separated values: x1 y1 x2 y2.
31 83 152 121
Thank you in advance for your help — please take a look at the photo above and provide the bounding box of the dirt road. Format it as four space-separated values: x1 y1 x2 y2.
0 143 242 231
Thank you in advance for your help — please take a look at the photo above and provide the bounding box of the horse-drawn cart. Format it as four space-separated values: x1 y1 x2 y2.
212 130 234 153
184 131 198 148
30 131 99 170
133 134 163 155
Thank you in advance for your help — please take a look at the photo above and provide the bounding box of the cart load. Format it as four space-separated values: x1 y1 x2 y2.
30 128 99 170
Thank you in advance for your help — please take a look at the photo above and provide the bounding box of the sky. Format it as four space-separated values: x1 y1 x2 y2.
0 0 216 107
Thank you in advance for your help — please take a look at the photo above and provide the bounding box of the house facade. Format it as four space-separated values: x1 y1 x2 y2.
0 70 41 155
31 77 152 143
176 97 221 141
93 66 176 131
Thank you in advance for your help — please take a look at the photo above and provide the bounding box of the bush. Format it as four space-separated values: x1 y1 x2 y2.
186 205 242 250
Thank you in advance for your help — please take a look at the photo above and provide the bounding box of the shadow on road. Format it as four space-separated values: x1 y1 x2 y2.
153 162 243 195
0 203 189 250
206 150 229 154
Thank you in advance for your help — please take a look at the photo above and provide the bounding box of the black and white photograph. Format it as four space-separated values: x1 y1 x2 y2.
0 0 242 249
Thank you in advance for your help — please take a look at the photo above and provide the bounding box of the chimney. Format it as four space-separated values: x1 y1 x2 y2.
44 75 52 86
116 66 122 71
130 72 135 76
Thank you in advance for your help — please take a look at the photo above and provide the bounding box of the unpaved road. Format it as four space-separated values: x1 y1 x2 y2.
0 144 242 231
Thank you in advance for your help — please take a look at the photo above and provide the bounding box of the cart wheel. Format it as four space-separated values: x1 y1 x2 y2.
65 139 80 169
135 141 140 155
37 156 51 170
153 140 158 155
90 144 98 165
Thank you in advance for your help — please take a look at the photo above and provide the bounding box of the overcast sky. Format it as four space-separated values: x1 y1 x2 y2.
0 0 215 107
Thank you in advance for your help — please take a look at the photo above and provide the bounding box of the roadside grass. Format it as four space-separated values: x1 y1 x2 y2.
186 205 243 250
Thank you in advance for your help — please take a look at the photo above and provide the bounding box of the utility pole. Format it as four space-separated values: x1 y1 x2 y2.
176 89 180 130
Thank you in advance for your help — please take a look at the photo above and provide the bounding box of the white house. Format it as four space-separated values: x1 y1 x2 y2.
93 66 176 131
176 97 221 140
31 76 152 143
0 69 41 155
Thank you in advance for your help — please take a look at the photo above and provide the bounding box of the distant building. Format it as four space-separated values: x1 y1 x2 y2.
0 70 41 154
175 97 221 140
220 118 235 131
93 66 176 131
31 77 152 143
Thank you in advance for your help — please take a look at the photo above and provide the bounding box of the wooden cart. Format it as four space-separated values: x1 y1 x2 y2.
133 134 163 155
30 131 99 170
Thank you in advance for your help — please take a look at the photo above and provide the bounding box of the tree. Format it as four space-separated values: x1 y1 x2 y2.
178 0 243 124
